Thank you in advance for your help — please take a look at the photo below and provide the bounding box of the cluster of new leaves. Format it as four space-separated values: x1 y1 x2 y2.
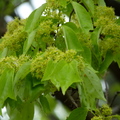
0 0 120 120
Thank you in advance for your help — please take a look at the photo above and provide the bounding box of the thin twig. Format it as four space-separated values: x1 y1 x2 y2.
66 90 78 108
110 91 120 107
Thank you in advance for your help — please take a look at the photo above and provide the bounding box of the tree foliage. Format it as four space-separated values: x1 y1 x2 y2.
0 0 120 119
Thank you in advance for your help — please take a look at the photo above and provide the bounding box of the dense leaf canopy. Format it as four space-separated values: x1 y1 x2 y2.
1 0 120 120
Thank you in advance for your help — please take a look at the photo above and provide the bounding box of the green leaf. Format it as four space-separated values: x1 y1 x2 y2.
39 95 50 113
64 22 79 33
116 17 120 25
42 60 82 94
81 45 91 64
14 74 34 102
114 53 120 68
67 107 88 120
59 0 67 8
14 61 31 87
78 66 106 109
93 0 105 6
23 30 36 54
15 72 44 102
99 51 114 72
82 0 94 15
25 3 47 33
0 68 15 113
0 48 8 58
62 25 83 51
91 28 101 53
72 1 93 33
97 0 106 6
62 3 73 17
30 84 45 101
7 99 34 120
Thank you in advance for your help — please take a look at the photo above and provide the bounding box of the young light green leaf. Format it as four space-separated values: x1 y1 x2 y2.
23 30 36 54
72 1 93 33
25 3 47 33
42 60 82 94
62 25 83 51
67 107 88 120
0 68 15 112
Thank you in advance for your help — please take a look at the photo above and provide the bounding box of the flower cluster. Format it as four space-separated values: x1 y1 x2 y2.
77 32 91 48
31 47 85 79
46 0 70 9
0 18 27 53
94 6 115 22
94 6 120 56
91 116 103 120
34 7 65 48
35 19 57 46
0 56 18 74
0 55 30 75
92 104 112 120
100 104 112 116
94 6 116 30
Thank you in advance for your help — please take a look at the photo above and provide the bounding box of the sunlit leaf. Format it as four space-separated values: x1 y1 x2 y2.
25 3 47 33
72 1 93 33
42 60 82 94
62 25 83 51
